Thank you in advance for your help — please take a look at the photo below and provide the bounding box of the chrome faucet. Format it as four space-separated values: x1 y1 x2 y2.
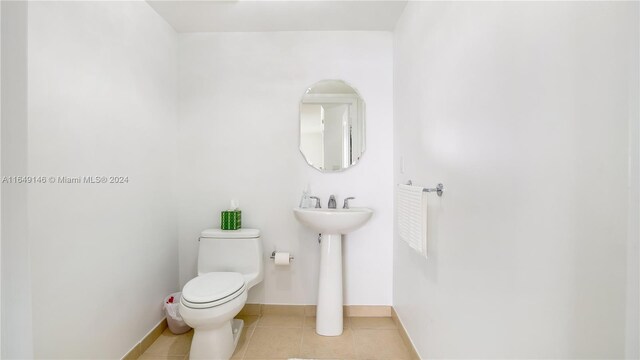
309 196 321 208
328 195 337 209
343 197 355 209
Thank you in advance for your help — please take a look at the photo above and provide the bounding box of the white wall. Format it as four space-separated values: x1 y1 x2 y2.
1 1 33 358
626 4 640 356
178 32 394 305
26 2 178 358
1 3 2 356
393 2 639 358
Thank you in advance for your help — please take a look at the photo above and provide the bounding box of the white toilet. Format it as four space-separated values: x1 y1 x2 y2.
179 228 264 360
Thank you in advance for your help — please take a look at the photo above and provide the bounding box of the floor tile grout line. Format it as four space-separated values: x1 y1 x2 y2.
350 318 360 360
238 315 258 360
298 317 306 359
238 324 253 360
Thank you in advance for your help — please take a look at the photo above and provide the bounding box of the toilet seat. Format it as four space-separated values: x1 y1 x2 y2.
182 272 246 309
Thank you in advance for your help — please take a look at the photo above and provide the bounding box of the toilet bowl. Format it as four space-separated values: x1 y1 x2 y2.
179 229 264 360
180 272 248 359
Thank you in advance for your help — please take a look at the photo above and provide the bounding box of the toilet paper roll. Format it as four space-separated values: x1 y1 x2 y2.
274 252 290 266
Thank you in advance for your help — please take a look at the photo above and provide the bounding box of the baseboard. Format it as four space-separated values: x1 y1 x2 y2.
344 305 391 317
391 307 421 360
121 318 168 360
239 303 392 317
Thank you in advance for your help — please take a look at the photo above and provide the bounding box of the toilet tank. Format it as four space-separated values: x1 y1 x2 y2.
197 228 264 289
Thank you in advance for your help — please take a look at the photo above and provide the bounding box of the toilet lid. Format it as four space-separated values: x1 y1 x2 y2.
182 272 245 305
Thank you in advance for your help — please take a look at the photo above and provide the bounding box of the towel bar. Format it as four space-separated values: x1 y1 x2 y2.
406 180 444 197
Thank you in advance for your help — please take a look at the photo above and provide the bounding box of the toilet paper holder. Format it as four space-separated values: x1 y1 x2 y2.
270 251 294 261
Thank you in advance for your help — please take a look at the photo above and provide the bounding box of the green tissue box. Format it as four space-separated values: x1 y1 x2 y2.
221 210 242 230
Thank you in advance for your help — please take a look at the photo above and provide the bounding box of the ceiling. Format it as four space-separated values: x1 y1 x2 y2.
146 1 408 32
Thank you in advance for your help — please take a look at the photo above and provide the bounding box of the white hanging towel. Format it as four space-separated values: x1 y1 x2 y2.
397 184 427 258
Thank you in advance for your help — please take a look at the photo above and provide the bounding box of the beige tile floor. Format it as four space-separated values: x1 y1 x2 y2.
139 315 412 360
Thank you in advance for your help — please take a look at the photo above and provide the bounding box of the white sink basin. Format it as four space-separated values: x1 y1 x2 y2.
293 207 373 234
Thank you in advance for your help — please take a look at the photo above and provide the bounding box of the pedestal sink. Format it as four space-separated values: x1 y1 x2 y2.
293 207 373 336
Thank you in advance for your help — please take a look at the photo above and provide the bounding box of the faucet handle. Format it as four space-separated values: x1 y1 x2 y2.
343 197 355 209
309 196 321 208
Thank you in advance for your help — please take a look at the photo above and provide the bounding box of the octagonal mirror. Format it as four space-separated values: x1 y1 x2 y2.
299 80 366 172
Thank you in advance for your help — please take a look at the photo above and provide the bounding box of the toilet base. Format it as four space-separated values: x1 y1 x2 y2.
188 319 244 360
231 319 244 348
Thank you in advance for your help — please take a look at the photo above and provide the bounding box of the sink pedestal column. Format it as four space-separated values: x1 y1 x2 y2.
316 233 343 336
